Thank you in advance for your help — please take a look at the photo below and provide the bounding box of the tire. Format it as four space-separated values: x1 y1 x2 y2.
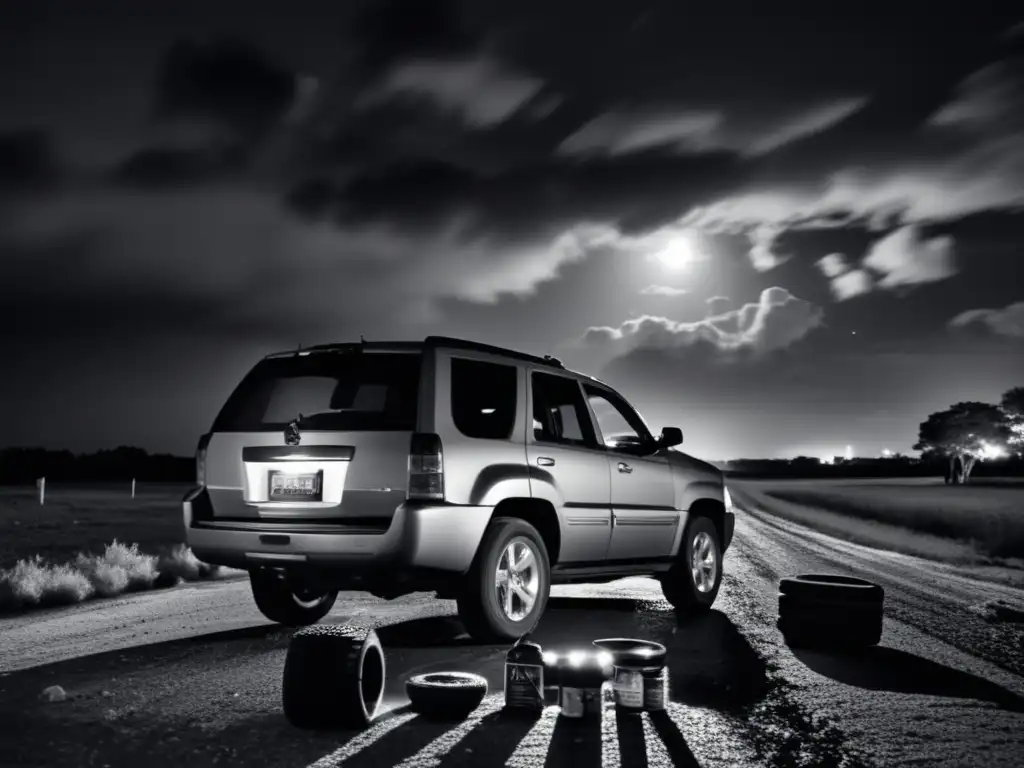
405 672 488 719
778 593 883 624
457 517 551 642
659 516 722 615
777 615 883 649
778 574 884 604
250 569 338 626
777 574 884 649
282 624 385 729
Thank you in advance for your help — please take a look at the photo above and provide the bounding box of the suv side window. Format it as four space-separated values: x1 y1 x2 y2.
532 372 598 447
583 384 655 455
450 357 518 439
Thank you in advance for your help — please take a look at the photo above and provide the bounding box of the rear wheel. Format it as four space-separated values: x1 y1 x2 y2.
250 568 338 626
457 517 551 642
660 516 722 615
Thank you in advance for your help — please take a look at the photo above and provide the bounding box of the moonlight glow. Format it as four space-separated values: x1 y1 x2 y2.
654 234 697 270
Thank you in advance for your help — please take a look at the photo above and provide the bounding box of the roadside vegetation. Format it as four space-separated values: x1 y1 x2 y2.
733 479 1024 567
0 484 239 614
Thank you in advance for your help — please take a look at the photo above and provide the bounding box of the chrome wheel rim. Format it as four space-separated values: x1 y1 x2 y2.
690 531 717 594
495 537 540 621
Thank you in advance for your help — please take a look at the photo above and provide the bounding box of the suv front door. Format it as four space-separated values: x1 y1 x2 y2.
527 371 612 564
583 383 678 561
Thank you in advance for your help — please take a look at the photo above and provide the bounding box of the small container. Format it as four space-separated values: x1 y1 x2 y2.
504 641 545 714
642 667 667 711
558 657 607 719
611 666 644 711
559 684 602 718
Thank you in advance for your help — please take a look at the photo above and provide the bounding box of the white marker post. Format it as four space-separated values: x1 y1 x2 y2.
132 478 136 499
37 477 45 506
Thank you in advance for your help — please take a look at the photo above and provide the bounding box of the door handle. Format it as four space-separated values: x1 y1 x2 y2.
617 462 633 474
537 456 556 466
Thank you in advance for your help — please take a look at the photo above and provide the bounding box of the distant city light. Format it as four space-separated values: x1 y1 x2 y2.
978 442 1006 460
881 448 893 457
845 445 854 461
820 455 834 465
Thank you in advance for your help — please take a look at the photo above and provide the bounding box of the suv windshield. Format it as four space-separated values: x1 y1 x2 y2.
212 351 422 432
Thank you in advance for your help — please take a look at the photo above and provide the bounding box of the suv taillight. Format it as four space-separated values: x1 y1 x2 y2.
196 433 211 486
408 433 444 501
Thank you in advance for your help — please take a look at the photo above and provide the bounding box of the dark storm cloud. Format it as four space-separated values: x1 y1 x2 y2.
110 145 247 189
347 0 478 75
294 150 747 240
0 129 58 192
155 37 300 139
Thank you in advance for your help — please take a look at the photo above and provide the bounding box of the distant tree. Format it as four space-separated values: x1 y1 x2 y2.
1001 387 1024 454
914 401 1013 484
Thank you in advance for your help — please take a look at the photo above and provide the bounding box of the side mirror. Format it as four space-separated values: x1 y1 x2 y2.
659 427 683 448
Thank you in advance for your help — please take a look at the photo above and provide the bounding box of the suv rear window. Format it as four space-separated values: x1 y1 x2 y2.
450 357 518 439
212 351 422 432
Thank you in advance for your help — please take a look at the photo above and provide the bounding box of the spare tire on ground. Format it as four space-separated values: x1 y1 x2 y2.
777 574 884 649
283 624 385 730
406 672 488 720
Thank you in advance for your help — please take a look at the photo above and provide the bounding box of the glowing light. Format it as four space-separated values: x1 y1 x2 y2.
845 445 854 461
654 234 696 270
881 449 893 458
541 652 559 665
595 651 614 668
567 651 587 667
978 442 1006 460
819 456 833 465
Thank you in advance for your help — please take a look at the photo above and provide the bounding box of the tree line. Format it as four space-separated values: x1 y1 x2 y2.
913 387 1024 484
0 446 194 485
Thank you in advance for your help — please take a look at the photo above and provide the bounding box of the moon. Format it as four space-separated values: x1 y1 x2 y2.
655 235 695 270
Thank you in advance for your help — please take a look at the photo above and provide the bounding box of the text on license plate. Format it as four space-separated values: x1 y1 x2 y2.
268 470 323 501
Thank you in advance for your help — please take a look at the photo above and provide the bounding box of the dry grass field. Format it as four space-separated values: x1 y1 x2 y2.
0 483 234 613
731 477 1024 566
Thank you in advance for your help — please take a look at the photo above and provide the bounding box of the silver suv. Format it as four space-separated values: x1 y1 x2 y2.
183 336 735 641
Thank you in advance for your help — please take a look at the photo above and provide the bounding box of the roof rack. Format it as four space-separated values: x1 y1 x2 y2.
424 336 564 368
264 336 565 369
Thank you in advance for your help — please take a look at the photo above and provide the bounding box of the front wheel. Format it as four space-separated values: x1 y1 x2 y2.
457 517 551 642
659 516 722 615
250 569 338 626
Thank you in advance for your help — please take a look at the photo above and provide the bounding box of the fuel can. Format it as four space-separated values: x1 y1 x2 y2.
504 641 545 714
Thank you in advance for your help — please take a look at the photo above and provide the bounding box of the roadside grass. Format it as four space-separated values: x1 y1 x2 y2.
0 484 241 614
732 478 1024 566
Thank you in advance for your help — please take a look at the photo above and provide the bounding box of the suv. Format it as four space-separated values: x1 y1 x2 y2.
183 336 735 641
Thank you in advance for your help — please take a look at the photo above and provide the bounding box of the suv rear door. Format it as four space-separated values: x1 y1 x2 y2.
582 383 678 560
202 347 423 526
527 370 612 564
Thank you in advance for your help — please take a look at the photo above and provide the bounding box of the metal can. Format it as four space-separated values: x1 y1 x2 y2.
557 654 608 719
611 666 644 711
642 667 667 711
504 641 545 714
559 685 602 718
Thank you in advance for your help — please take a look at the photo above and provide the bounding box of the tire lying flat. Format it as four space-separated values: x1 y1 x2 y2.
283 624 385 730
777 574 884 649
406 672 488 719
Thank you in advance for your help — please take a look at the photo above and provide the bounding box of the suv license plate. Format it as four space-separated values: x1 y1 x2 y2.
268 470 323 502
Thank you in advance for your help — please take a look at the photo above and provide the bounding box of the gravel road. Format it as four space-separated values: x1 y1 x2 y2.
1 493 1022 767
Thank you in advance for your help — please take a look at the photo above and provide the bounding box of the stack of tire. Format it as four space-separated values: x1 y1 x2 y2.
283 623 490 729
777 574 884 650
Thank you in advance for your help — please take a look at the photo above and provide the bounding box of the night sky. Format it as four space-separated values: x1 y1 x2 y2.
1 0 1022 460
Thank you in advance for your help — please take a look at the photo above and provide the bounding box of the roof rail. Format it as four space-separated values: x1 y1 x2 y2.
424 336 564 368
264 336 566 368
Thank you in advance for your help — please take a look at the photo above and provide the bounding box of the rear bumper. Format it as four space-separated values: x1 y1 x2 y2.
183 486 490 574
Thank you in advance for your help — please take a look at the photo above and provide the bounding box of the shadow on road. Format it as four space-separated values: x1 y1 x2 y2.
793 646 1024 712
0 596 765 767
